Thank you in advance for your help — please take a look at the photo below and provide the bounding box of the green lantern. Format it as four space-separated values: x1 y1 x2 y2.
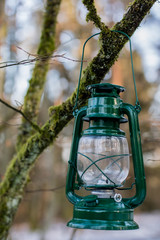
66 83 146 230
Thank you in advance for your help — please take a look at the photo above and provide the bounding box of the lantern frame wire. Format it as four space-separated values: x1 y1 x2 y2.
78 152 130 187
67 104 146 205
66 103 146 230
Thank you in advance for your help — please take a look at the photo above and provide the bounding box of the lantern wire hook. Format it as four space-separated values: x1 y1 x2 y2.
73 30 141 116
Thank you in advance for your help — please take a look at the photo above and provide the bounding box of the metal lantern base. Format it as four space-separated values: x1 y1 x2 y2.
67 219 138 230
67 197 139 230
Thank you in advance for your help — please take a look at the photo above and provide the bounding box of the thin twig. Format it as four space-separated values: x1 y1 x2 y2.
0 121 21 127
69 229 77 240
0 48 87 69
16 46 38 57
26 185 65 193
147 159 160 162
0 98 41 132
14 100 23 109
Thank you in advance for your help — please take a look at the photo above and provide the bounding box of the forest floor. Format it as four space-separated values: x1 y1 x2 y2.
9 212 160 240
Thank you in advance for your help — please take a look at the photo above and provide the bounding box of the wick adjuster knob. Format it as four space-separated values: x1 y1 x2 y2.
114 193 122 203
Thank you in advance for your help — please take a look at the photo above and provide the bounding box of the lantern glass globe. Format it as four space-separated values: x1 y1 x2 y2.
77 135 130 187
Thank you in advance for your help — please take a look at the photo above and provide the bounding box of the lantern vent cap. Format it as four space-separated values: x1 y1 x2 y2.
87 83 125 98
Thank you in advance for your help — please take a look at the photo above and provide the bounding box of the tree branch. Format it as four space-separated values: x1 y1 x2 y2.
82 0 107 30
0 99 41 133
16 0 62 148
114 0 157 35
0 53 83 69
26 185 65 193
0 0 156 239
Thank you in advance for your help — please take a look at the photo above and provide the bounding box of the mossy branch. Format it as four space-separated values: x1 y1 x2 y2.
82 0 107 30
0 0 156 239
114 0 157 35
16 0 62 148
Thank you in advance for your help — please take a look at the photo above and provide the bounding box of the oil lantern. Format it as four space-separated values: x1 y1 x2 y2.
66 83 146 230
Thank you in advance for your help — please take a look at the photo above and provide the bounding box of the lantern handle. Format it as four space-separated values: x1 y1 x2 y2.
73 32 101 116
120 103 146 208
73 30 141 116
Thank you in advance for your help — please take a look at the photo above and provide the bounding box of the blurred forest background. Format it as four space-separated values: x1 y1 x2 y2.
0 0 160 233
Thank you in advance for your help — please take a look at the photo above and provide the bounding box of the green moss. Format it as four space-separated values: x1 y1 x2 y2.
114 0 157 36
17 0 62 148
82 0 106 30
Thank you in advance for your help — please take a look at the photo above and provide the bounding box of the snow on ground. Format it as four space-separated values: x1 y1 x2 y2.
10 212 160 240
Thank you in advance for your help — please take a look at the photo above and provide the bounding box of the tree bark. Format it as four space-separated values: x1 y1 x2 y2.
0 0 156 239
16 0 62 149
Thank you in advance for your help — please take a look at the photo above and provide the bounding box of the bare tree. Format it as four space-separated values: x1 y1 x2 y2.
0 0 156 239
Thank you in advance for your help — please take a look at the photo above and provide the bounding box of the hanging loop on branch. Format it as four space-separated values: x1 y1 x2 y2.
73 30 141 116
